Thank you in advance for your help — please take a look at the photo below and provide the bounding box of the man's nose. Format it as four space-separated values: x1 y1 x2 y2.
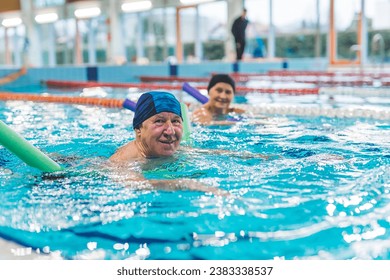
164 121 175 135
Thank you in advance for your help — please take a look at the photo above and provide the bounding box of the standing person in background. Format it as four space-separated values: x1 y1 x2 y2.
231 9 249 61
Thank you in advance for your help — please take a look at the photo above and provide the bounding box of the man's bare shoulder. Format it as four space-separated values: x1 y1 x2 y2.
109 141 139 163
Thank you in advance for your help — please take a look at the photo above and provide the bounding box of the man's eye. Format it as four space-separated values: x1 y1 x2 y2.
155 119 164 123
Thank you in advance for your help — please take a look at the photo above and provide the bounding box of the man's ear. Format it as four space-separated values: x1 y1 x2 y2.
135 127 141 137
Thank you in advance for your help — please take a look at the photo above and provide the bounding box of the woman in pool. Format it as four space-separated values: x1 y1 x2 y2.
191 74 245 125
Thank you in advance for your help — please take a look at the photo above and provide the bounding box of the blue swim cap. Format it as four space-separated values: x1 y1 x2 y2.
133 91 182 129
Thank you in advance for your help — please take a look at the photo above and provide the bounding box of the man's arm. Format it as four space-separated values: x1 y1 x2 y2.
106 161 229 196
180 146 273 160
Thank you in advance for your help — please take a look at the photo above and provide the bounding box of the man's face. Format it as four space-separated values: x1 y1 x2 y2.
208 82 234 111
137 112 183 157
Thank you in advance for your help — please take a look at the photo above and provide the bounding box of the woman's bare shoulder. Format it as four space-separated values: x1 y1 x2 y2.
191 106 212 124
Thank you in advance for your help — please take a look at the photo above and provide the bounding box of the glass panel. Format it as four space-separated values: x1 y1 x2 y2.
122 7 176 63
95 17 108 63
54 18 76 65
245 0 269 58
38 24 54 65
144 8 172 62
33 0 65 8
179 7 197 61
74 15 107 64
77 19 88 63
122 13 138 62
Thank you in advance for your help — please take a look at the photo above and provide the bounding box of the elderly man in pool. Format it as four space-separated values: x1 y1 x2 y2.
109 91 228 194
192 74 245 125
110 91 182 161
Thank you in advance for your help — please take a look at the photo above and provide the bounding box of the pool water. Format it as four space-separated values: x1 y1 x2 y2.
1 94 390 260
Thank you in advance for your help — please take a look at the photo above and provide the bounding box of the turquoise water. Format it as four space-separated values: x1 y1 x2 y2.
1 94 390 260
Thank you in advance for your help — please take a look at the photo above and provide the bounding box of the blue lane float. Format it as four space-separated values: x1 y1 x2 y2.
122 98 137 111
0 120 62 172
182 82 209 104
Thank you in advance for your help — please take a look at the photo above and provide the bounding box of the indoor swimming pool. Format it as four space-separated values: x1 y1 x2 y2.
0 83 390 260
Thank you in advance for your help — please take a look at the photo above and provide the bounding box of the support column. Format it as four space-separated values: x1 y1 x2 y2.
105 0 125 64
175 7 183 63
13 27 21 66
195 6 202 61
20 0 42 66
136 13 144 60
360 0 367 66
267 0 275 59
329 0 335 65
226 0 244 61
48 24 56 66
75 18 82 64
315 0 321 57
4 28 11 65
88 19 96 64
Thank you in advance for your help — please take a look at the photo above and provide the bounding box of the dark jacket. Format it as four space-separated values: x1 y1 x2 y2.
231 16 249 42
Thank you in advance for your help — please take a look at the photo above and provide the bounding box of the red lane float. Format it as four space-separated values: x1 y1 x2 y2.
45 80 184 91
229 73 390 86
44 80 319 95
139 76 208 83
137 74 389 87
265 70 390 78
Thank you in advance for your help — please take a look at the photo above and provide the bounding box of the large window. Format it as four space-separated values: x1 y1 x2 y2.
198 1 227 60
334 0 360 60
144 8 175 62
365 0 390 63
245 0 329 58
0 25 26 65
178 0 227 62
54 19 76 65
122 7 176 63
